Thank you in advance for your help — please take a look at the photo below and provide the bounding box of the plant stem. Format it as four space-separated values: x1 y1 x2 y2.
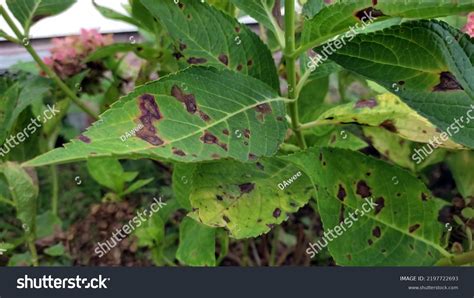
299 118 338 130
0 5 99 120
27 239 39 266
50 166 59 216
269 225 281 266
284 0 306 149
435 250 474 266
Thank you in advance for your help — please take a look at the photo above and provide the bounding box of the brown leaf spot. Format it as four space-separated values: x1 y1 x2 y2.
421 193 428 201
433 72 464 92
172 147 186 156
179 43 187 51
273 208 281 218
356 180 372 198
380 120 397 133
200 131 218 144
374 197 385 215
236 64 243 71
136 94 164 146
223 129 230 136
337 184 346 201
198 111 211 122
218 54 229 66
187 57 207 64
216 195 223 201
372 226 381 238
247 59 253 66
211 153 221 159
78 134 91 143
223 215 231 223
248 153 257 161
339 205 345 224
243 129 251 139
368 239 373 245
355 7 385 20
409 224 420 233
239 183 255 194
171 85 197 114
256 162 264 170
355 98 377 109
255 103 272 122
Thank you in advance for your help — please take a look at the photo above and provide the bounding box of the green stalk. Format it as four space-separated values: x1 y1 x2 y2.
27 239 39 266
50 166 59 215
284 0 306 149
435 250 474 266
0 6 99 120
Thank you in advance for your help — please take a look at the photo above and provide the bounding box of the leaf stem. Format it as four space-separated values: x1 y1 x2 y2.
50 165 59 216
285 0 306 149
299 118 338 130
0 5 99 120
435 250 474 266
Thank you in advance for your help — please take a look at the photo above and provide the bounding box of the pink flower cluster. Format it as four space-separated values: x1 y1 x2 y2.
464 12 474 38
43 29 113 79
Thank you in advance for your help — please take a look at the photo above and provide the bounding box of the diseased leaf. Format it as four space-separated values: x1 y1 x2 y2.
188 158 314 239
6 0 76 33
282 147 450 266
24 67 288 167
299 0 474 54
315 93 464 149
140 0 280 90
326 20 474 147
176 217 216 266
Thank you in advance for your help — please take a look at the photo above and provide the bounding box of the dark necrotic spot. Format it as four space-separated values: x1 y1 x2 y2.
172 147 186 156
380 120 397 133
219 143 228 151
237 64 243 71
136 94 164 146
171 85 197 114
173 52 184 60
247 59 253 66
347 254 352 261
211 153 221 159
179 43 187 51
337 184 346 201
355 7 385 20
178 2 184 9
222 129 230 136
248 153 257 161
368 239 373 245
355 98 377 109
276 116 284 121
409 244 414 250
255 103 272 122
372 226 381 238
216 195 223 201
198 111 211 122
200 131 218 144
187 57 207 64
356 180 372 198
339 205 345 224
374 197 385 215
433 72 464 92
273 208 281 218
372 0 378 5
243 129 251 138
409 224 420 233
256 162 264 171
239 183 255 194
78 134 91 143
218 54 229 66
223 215 231 223
235 27 240 33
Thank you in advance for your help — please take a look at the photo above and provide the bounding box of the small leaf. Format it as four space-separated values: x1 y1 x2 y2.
188 158 314 239
36 210 61 238
44 243 65 257
87 158 127 193
24 67 288 167
121 178 153 196
447 151 474 198
92 0 141 27
282 147 450 266
176 217 216 266
6 0 76 33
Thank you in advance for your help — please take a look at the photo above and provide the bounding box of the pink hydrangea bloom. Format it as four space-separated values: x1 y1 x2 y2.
464 12 474 38
43 29 113 79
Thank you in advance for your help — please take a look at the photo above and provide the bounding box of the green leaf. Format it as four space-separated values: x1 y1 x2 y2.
0 162 38 236
172 163 196 210
92 0 141 28
25 67 288 167
121 178 153 196
229 0 284 45
44 243 65 257
176 217 216 266
282 147 450 266
302 0 325 19
447 151 474 198
188 158 314 239
6 0 76 33
326 20 474 147
313 93 464 149
307 127 368 151
140 0 280 90
299 0 474 55
36 210 61 238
